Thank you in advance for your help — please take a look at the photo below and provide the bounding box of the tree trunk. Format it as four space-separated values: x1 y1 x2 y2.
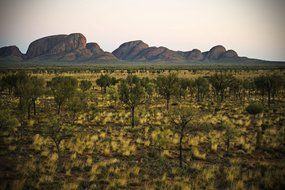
226 138 230 153
166 98 170 110
33 99 36 115
179 126 185 168
256 127 262 150
179 133 183 168
267 89 271 108
55 142 62 172
28 102 31 120
57 103 61 115
131 106 135 127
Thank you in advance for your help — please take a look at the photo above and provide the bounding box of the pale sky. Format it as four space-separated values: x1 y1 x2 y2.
0 0 284 61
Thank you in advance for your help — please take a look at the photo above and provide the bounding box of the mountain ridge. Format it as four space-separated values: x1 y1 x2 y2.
0 33 280 64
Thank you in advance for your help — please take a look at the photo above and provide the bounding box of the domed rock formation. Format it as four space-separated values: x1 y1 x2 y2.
206 45 226 60
135 46 185 61
86 43 104 54
221 50 238 58
86 43 116 60
26 33 87 59
0 33 244 63
184 49 204 61
112 40 149 60
0 46 23 59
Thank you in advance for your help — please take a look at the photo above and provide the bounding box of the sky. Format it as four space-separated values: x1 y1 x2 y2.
0 0 284 61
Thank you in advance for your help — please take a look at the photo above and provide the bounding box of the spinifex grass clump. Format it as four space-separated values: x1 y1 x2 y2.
246 103 263 115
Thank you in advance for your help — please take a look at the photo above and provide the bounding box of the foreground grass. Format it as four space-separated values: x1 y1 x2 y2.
0 69 285 189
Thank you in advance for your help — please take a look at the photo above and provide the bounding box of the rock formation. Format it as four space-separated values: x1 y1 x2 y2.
205 45 226 60
184 49 204 61
221 50 238 58
0 33 242 63
0 46 23 59
112 40 149 60
26 33 86 59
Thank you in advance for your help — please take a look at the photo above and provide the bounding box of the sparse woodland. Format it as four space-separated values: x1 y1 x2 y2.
0 68 285 189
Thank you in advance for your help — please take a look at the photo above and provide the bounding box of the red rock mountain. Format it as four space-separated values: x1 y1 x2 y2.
24 33 116 61
0 33 241 63
113 41 239 62
0 46 23 59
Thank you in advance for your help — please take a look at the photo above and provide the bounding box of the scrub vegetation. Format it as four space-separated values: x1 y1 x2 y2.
0 67 285 189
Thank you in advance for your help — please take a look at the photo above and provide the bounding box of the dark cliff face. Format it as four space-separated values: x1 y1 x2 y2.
184 49 204 61
205 45 226 60
0 46 23 59
23 33 116 61
26 33 87 59
221 50 238 59
0 33 241 63
112 40 149 60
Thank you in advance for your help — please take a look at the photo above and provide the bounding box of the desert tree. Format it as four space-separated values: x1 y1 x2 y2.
156 73 179 110
106 85 120 106
1 74 17 95
246 102 264 150
254 74 284 107
193 77 209 102
141 77 155 105
96 74 117 94
177 78 193 100
13 72 35 119
80 80 92 92
118 75 146 127
209 72 234 102
40 117 74 171
47 76 78 114
220 119 239 154
242 79 255 100
0 108 19 139
229 77 242 100
29 76 45 115
169 105 198 168
67 91 87 123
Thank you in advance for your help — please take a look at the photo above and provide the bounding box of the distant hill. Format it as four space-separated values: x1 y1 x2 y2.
0 33 284 65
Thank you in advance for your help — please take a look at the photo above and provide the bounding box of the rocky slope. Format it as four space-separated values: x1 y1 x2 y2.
0 46 23 59
3 33 116 62
0 33 243 63
112 41 239 62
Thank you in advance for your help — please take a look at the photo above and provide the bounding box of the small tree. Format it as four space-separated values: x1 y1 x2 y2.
96 75 117 94
106 85 119 106
177 78 193 100
156 73 179 110
118 75 146 127
254 74 284 107
141 77 155 106
193 77 209 102
169 106 197 168
229 77 242 100
242 79 255 100
80 80 92 92
209 72 234 102
67 91 87 123
47 76 78 114
30 76 45 115
246 103 264 150
0 108 19 139
1 74 17 95
221 120 239 154
13 72 35 119
41 117 74 171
